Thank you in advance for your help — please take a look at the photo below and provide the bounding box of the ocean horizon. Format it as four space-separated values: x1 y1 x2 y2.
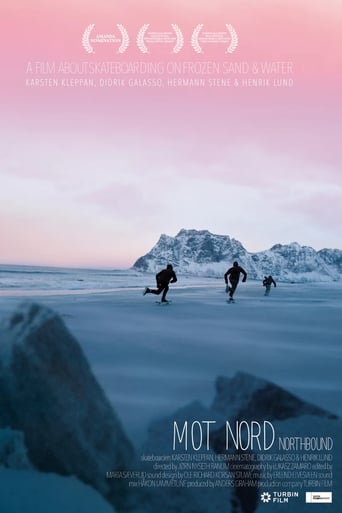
0 263 141 295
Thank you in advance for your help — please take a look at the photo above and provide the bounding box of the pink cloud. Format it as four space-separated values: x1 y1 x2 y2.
81 183 162 217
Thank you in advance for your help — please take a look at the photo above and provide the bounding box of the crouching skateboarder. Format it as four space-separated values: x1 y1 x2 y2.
224 261 247 302
143 264 177 303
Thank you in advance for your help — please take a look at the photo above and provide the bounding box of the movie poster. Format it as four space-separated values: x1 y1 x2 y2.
0 1 341 512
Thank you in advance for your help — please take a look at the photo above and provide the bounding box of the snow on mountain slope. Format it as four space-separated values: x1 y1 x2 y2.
133 229 342 281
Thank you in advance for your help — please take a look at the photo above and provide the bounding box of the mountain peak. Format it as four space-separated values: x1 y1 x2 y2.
176 228 212 237
133 229 342 282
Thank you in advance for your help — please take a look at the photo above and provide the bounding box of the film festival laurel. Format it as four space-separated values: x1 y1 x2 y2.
81 23 239 55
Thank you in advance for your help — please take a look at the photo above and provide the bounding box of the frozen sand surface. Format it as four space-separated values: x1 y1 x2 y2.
0 280 341 444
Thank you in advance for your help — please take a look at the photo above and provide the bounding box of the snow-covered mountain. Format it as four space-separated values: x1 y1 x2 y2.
133 229 342 282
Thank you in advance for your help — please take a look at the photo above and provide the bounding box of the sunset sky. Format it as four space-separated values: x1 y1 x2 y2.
1 0 341 267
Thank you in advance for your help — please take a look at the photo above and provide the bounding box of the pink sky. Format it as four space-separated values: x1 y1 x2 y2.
1 0 341 267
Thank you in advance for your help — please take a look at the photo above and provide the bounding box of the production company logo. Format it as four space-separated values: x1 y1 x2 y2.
260 492 272 503
306 492 332 503
82 23 238 55
260 491 300 505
